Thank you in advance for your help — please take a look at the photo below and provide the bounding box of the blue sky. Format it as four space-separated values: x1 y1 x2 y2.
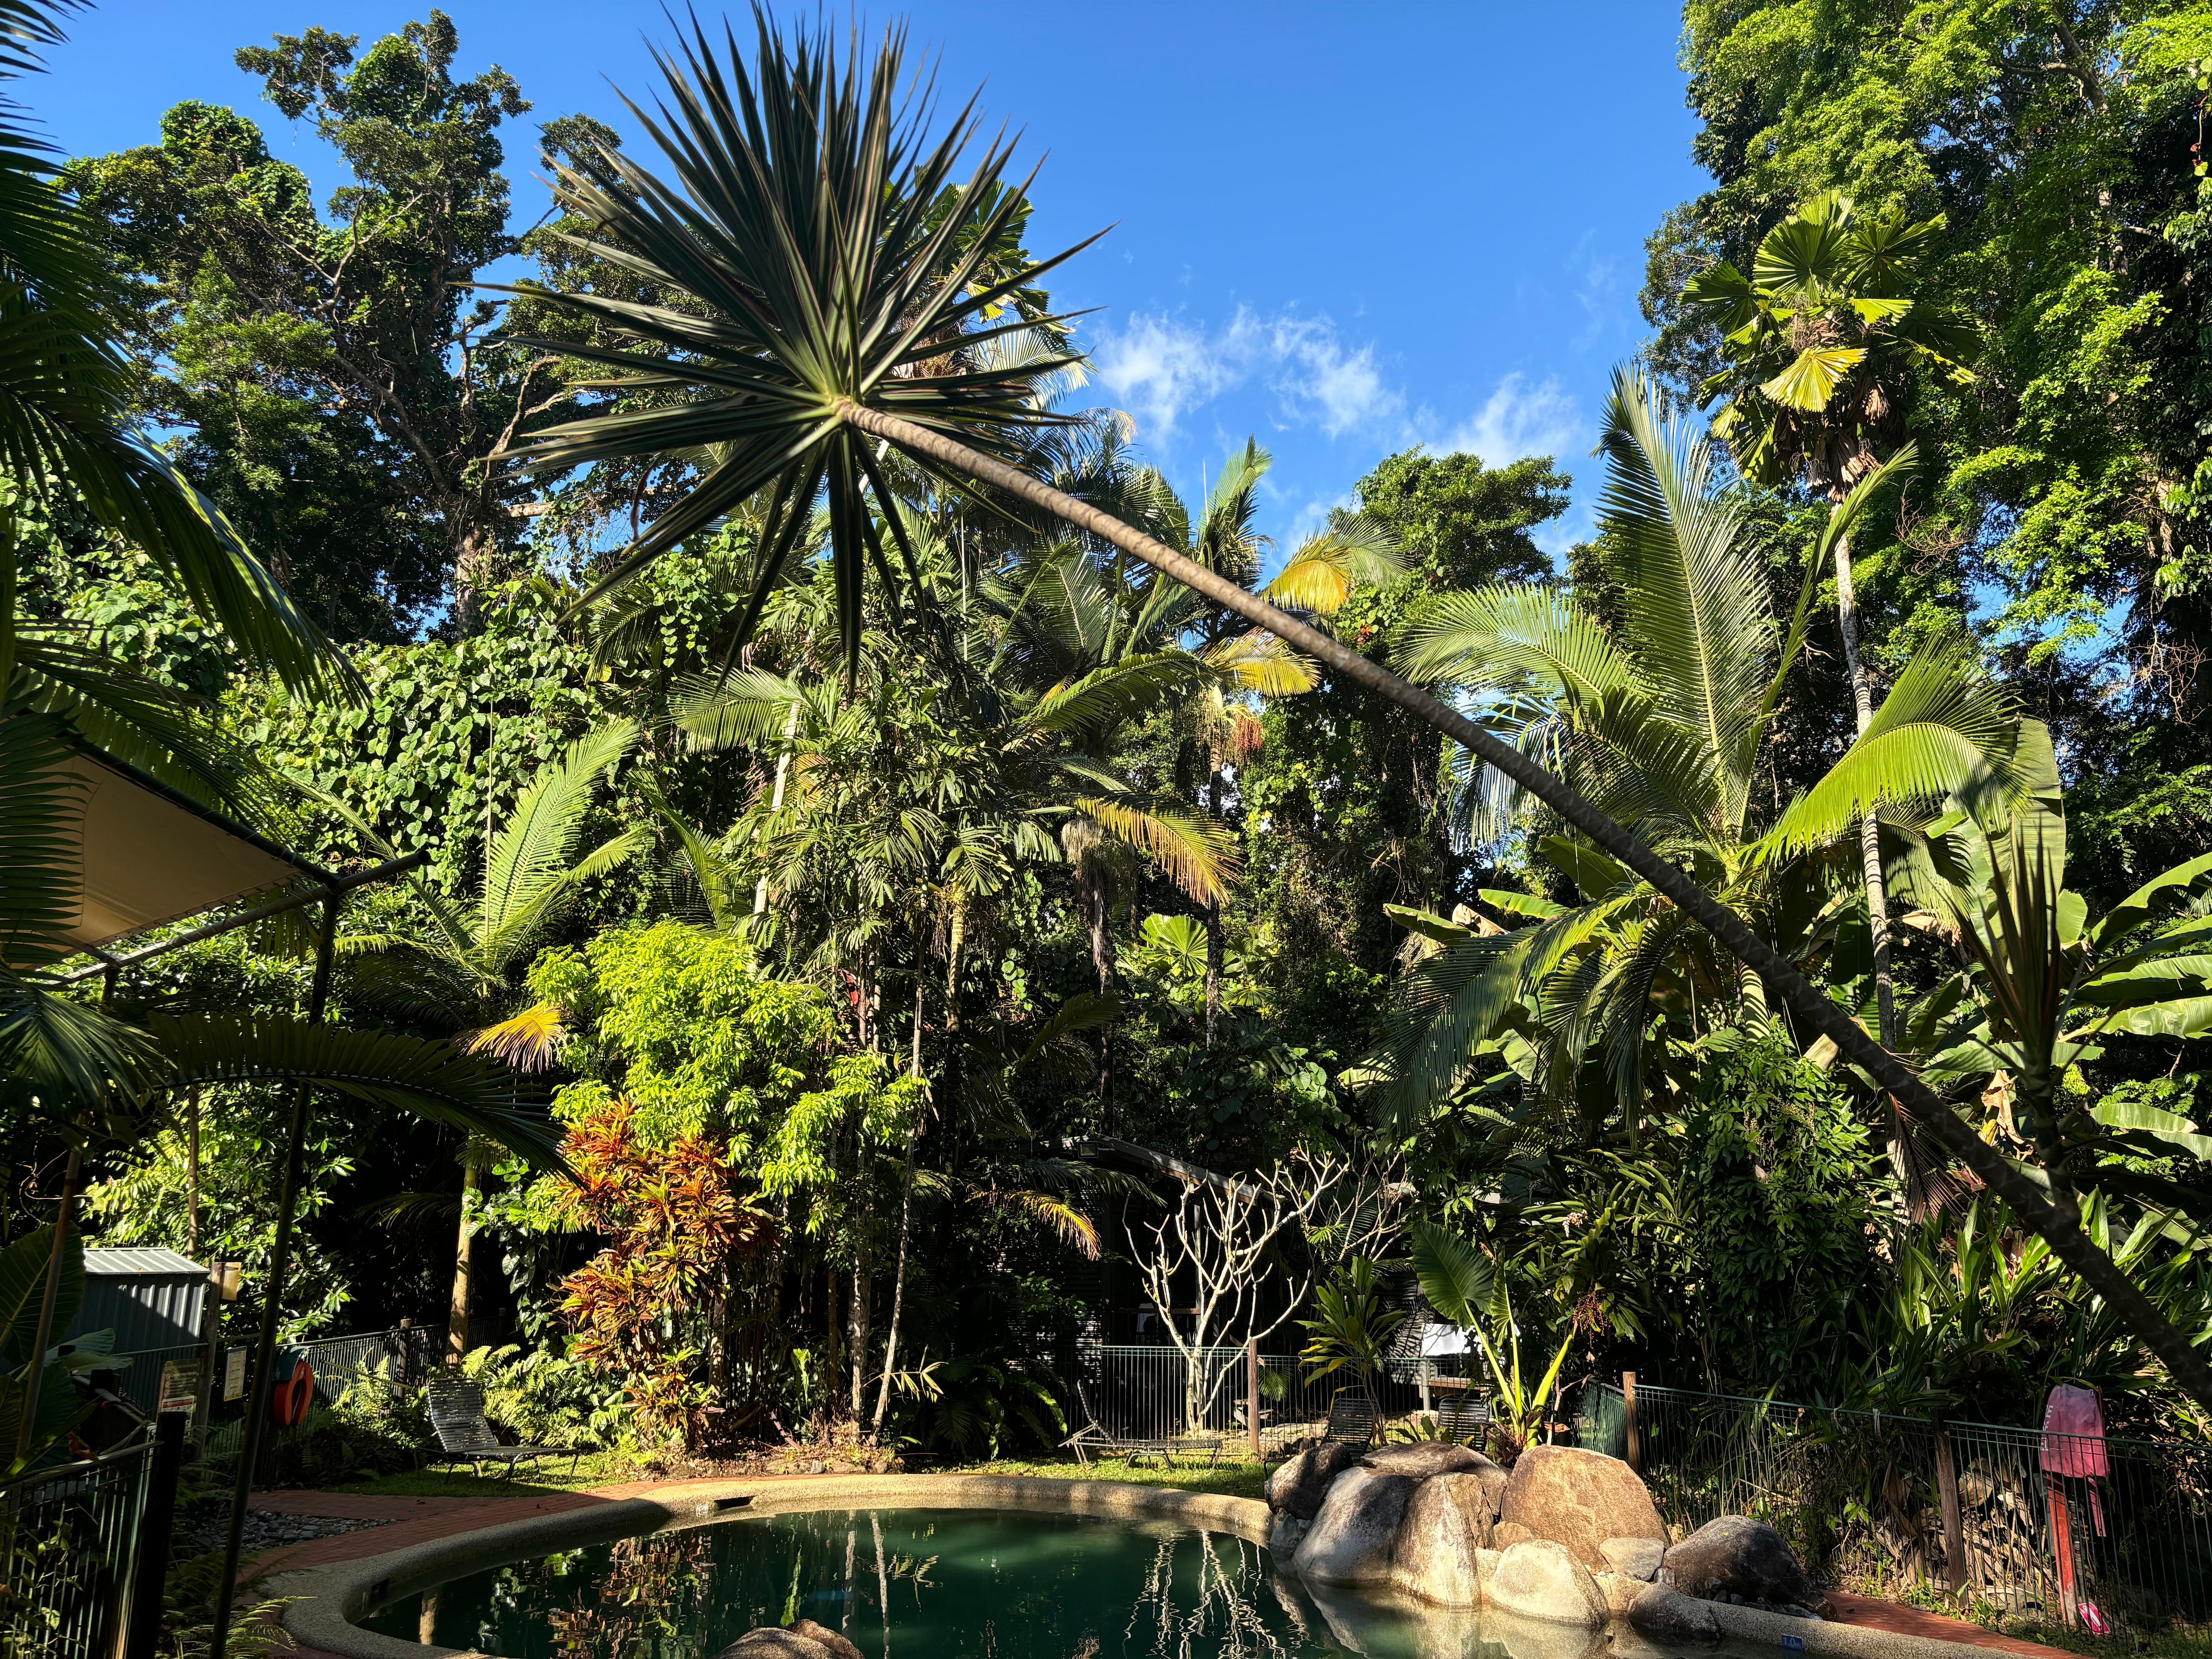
35 1 1706 570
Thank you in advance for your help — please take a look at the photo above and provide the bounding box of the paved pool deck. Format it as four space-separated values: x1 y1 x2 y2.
242 1480 2082 1659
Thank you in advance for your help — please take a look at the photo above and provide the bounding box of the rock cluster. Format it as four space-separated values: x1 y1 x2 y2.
1264 1434 1827 1639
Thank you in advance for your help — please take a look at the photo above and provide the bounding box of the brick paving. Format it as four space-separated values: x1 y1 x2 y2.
1824 1590 2079 1658
245 1474 844 1577
251 1482 2082 1659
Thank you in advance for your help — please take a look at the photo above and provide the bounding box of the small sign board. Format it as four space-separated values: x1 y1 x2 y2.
157 1357 202 1414
223 1346 246 1402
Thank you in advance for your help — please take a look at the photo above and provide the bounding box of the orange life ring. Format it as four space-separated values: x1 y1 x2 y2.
270 1357 315 1427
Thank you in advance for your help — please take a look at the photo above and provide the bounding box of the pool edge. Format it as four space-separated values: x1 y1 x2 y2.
270 1475 1271 1659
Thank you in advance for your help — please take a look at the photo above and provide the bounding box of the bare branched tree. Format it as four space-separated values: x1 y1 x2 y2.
1134 1149 1346 1433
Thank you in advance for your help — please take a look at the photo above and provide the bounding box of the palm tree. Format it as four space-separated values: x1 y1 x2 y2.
1683 192 1976 1056
1371 372 2017 1187
492 15 2212 1411
334 718 648 1358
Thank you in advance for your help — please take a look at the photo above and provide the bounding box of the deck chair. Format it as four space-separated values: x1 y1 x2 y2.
426 1374 576 1482
1061 1380 1181 1468
1433 1390 1493 1443
1321 1388 1379 1451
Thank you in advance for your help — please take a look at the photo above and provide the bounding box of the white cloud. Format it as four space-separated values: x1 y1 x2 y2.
1434 373 1585 469
1089 314 1243 441
1091 307 1401 444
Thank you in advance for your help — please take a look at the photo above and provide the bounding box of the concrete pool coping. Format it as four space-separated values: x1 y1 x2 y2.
267 1474 2030 1659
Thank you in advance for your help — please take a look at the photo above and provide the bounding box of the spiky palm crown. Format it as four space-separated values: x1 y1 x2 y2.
499 10 1099 666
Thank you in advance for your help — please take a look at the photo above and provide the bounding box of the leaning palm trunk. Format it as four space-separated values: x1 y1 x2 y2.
836 398 2212 1412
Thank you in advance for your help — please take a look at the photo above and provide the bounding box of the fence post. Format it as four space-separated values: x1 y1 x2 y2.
1247 1340 1261 1462
1933 1423 1967 1596
1623 1371 1640 1471
121 1414 187 1659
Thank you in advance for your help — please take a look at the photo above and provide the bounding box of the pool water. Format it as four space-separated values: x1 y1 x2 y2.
362 1507 1439 1659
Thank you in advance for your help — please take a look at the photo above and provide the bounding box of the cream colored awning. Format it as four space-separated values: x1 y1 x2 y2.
60 752 309 952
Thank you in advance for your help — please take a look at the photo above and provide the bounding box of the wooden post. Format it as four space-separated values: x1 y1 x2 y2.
2048 1472 2079 1628
1934 1425 1967 1596
1247 1339 1261 1462
1623 1371 1640 1471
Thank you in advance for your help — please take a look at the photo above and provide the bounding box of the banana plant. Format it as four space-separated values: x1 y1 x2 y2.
1409 1220 1576 1458
1883 764 2212 1210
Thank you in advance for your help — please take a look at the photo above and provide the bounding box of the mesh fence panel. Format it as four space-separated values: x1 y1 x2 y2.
1575 1381 2212 1629
0 1439 152 1659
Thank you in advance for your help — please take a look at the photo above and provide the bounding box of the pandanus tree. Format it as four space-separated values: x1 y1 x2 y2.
493 14 2212 1410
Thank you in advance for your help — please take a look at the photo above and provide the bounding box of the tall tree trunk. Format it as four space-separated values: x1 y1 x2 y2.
872 935 946 1436
185 1088 203 1260
1203 765 1225 1048
1831 529 1897 1051
837 400 2212 1413
753 702 802 917
848 1192 872 1419
1086 874 1117 1124
447 1160 482 1364
1833 526 1939 1208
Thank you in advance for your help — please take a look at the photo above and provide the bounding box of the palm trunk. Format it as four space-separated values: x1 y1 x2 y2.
753 701 802 917
848 1196 872 1419
448 1160 481 1364
872 930 948 1436
838 399 2212 1415
1831 529 1897 1050
1203 765 1225 1048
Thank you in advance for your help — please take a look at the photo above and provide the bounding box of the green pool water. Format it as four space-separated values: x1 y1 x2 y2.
361 1507 1438 1659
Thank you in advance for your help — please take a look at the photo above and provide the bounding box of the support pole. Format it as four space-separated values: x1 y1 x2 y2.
1247 1339 1260 1462
12 960 113 1466
1623 1371 1640 1471
209 891 341 1659
120 1412 187 1659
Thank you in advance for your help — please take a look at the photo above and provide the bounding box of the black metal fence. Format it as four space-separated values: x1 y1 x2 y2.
0 1436 154 1659
1575 1380 2212 1631
96 1323 435 1467
1079 1344 1444 1454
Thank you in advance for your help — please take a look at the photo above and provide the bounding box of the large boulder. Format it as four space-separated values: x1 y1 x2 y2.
1269 1512 1311 1559
1626 1582 1722 1647
1388 1471 1495 1605
1359 1441 1486 1479
1487 1539 1608 1628
1294 1467 1418 1585
1267 1440 1362 1519
717 1632 841 1659
1599 1536 1664 1583
786 1624 861 1659
1498 1446 1666 1570
1663 1516 1824 1610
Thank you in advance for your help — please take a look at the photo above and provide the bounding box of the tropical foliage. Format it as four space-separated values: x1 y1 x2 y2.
0 0 2206 1501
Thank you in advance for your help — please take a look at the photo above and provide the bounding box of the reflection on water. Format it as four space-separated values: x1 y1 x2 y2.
362 1508 1454 1659
361 1509 1776 1659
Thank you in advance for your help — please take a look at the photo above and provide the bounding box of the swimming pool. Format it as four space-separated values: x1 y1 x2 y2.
360 1506 1441 1659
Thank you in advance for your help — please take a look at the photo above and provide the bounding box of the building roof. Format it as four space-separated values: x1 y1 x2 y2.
59 748 307 952
82 1247 207 1279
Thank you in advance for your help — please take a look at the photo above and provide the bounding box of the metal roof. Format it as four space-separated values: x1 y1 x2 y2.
82 1247 206 1279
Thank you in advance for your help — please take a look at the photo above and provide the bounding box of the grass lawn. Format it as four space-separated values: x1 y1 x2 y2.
334 1450 641 1499
326 1451 1265 1502
924 1455 1267 1500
